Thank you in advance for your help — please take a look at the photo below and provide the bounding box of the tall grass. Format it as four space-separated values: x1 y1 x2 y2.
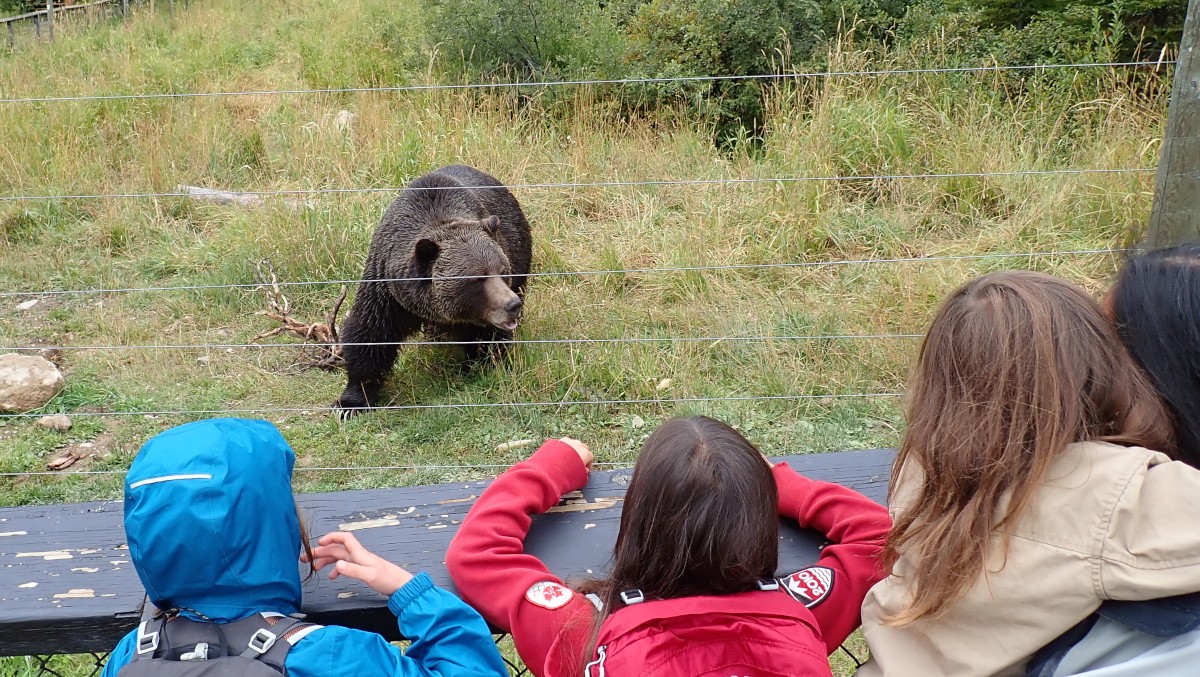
0 2 1171 672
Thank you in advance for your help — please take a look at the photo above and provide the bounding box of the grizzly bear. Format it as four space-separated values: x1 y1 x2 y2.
334 164 532 417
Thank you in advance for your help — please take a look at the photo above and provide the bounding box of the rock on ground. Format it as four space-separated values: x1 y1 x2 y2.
37 413 71 431
0 354 65 413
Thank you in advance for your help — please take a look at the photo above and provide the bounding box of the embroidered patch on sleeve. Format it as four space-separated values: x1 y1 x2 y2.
525 581 574 610
779 566 835 608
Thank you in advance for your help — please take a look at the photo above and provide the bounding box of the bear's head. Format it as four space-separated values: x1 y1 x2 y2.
413 215 523 331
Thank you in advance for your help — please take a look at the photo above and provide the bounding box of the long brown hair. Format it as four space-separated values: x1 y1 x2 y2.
581 416 778 653
884 271 1173 625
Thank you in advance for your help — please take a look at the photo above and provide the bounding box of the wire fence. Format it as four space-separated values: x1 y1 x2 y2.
0 168 1157 204
0 248 1128 298
0 59 1174 104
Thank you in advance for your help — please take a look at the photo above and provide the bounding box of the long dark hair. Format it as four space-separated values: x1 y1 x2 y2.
884 271 1173 625
1110 243 1200 467
581 416 778 653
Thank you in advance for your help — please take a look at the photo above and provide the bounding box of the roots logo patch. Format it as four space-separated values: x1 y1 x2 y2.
780 566 834 608
525 581 574 610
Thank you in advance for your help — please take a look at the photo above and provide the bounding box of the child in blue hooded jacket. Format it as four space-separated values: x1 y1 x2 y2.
101 417 507 677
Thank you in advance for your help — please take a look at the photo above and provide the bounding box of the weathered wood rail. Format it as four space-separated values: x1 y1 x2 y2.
0 447 895 657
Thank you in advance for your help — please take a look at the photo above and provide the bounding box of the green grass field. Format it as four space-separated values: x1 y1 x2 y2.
0 0 1172 673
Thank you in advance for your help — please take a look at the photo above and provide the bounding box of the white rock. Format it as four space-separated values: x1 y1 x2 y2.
37 414 71 432
0 354 64 413
16 300 38 311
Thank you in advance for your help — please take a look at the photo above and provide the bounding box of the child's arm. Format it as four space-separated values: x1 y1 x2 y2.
446 440 600 677
1099 458 1200 600
772 462 892 653
302 531 508 677
100 630 137 677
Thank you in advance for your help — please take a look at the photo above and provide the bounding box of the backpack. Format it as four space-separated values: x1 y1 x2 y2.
117 612 323 676
582 584 833 677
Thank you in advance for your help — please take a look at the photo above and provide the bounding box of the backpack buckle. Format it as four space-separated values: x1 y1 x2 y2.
757 578 780 591
135 621 159 655
619 589 644 605
180 642 210 661
246 628 278 655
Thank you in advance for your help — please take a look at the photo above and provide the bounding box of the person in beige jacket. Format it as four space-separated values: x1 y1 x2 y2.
856 271 1200 677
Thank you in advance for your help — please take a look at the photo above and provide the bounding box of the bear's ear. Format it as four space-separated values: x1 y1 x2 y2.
414 238 440 267
481 215 501 235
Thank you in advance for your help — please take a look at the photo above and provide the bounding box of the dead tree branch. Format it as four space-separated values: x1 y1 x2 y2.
250 258 347 371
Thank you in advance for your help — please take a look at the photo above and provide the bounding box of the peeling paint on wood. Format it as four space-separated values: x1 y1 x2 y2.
547 497 622 513
338 518 400 531
16 551 73 560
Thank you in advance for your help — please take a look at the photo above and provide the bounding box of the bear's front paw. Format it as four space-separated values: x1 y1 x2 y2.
333 395 370 420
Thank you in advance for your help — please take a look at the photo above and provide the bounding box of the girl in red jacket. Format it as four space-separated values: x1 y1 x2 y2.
446 415 892 677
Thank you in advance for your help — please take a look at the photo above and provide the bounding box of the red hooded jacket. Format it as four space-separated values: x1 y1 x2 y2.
446 441 891 677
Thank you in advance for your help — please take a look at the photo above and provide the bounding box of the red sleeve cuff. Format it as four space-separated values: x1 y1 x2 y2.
772 461 816 528
527 439 590 495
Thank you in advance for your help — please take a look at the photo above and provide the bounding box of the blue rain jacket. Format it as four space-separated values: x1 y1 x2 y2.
101 418 507 677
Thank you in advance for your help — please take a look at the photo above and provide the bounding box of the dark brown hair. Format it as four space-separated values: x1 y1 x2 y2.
884 271 1173 625
1110 243 1200 467
297 503 317 582
581 416 778 653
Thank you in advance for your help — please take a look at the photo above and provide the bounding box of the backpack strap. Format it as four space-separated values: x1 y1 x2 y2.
128 612 322 674
131 616 168 661
225 613 320 673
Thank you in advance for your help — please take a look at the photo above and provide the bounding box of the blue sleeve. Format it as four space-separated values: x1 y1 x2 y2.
286 572 507 677
101 629 138 677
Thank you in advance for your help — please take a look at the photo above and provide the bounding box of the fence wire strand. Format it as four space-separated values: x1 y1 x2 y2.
0 248 1127 299
0 462 636 478
0 167 1156 204
0 60 1172 105
0 392 902 420
0 333 923 353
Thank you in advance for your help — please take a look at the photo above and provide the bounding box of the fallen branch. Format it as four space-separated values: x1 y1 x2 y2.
250 258 347 371
175 185 311 212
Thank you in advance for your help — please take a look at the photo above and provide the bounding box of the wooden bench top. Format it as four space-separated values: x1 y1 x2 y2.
0 447 895 656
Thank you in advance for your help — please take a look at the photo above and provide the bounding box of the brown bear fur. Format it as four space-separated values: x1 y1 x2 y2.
335 165 532 416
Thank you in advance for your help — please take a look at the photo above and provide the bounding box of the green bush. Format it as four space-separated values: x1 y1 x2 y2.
0 0 31 16
618 0 913 141
915 0 1188 63
420 0 914 142
421 0 623 79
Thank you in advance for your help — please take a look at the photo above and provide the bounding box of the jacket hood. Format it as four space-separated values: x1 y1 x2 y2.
124 418 302 622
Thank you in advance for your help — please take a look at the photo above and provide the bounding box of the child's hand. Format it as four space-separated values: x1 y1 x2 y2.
558 437 593 470
309 531 414 597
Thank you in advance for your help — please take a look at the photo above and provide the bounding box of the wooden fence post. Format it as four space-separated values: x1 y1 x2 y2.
1147 0 1200 248
33 15 40 40
46 1 52 42
6 22 12 50
122 0 129 19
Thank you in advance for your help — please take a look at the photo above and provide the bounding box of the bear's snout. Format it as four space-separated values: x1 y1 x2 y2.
483 276 523 332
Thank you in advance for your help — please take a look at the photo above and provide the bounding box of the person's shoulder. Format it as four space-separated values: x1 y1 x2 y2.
1060 441 1174 479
